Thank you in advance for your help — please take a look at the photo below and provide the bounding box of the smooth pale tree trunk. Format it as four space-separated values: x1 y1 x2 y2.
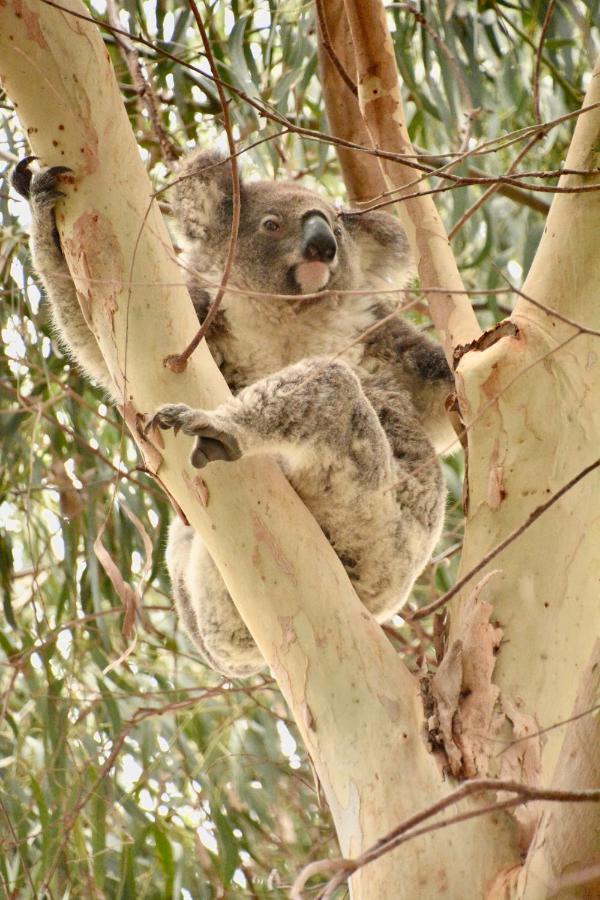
0 1 519 897
515 641 600 898
326 0 600 895
453 70 600 892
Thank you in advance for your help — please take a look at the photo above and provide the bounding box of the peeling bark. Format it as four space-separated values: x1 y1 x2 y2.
430 576 503 779
498 696 543 849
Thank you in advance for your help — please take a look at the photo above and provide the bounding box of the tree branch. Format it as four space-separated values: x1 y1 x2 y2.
517 54 600 330
293 777 600 898
340 0 482 359
315 0 386 203
164 0 241 371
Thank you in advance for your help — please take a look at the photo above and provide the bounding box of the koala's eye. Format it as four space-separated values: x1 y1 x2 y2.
333 224 343 238
261 216 281 233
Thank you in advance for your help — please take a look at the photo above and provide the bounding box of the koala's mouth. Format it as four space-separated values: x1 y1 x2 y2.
292 261 332 294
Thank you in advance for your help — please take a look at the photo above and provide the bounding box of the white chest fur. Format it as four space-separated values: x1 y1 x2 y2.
216 291 376 384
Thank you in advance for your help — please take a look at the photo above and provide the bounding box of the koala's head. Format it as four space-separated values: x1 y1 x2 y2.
173 150 412 300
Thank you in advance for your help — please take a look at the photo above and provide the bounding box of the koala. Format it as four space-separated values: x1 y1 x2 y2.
12 150 455 678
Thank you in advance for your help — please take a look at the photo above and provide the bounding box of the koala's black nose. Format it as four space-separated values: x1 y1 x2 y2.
301 214 337 263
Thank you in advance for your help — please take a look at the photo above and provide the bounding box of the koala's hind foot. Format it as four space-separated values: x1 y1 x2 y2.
148 404 242 467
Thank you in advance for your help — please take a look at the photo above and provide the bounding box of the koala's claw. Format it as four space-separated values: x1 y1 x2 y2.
12 156 38 198
11 158 73 204
146 404 242 469
146 403 193 436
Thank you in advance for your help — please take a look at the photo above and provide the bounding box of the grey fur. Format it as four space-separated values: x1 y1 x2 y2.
13 151 455 678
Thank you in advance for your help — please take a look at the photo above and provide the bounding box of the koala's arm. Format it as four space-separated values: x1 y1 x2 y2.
363 313 456 454
12 160 116 398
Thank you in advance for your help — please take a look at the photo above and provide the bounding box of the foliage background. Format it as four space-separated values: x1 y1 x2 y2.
0 1 598 896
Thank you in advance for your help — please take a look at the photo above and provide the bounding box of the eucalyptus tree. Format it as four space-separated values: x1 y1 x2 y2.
0 2 598 897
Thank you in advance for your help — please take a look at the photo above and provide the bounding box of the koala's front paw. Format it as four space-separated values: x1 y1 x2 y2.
147 404 242 469
12 157 73 207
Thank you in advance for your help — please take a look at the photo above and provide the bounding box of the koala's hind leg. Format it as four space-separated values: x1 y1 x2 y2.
166 518 264 677
154 358 445 624
11 159 114 396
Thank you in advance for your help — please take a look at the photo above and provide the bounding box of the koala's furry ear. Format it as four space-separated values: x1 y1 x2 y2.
340 209 413 291
172 149 241 241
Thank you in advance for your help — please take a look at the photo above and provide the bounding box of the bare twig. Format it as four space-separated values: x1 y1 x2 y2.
106 0 180 163
163 0 241 372
497 4 580 105
0 796 36 897
533 2 557 125
38 1 600 184
449 133 547 240
495 703 600 758
411 457 600 620
314 0 358 96
292 778 600 898
349 168 600 218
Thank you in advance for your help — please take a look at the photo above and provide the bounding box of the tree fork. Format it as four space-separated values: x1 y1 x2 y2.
320 1 600 895
0 1 518 896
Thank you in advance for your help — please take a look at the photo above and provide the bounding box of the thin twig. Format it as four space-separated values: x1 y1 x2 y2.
292 778 600 898
315 0 358 96
494 703 600 758
533 2 557 125
37 2 600 183
497 4 579 104
497 269 600 337
163 0 241 372
449 132 546 240
106 0 180 163
349 169 600 218
411 457 600 620
0 796 37 897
